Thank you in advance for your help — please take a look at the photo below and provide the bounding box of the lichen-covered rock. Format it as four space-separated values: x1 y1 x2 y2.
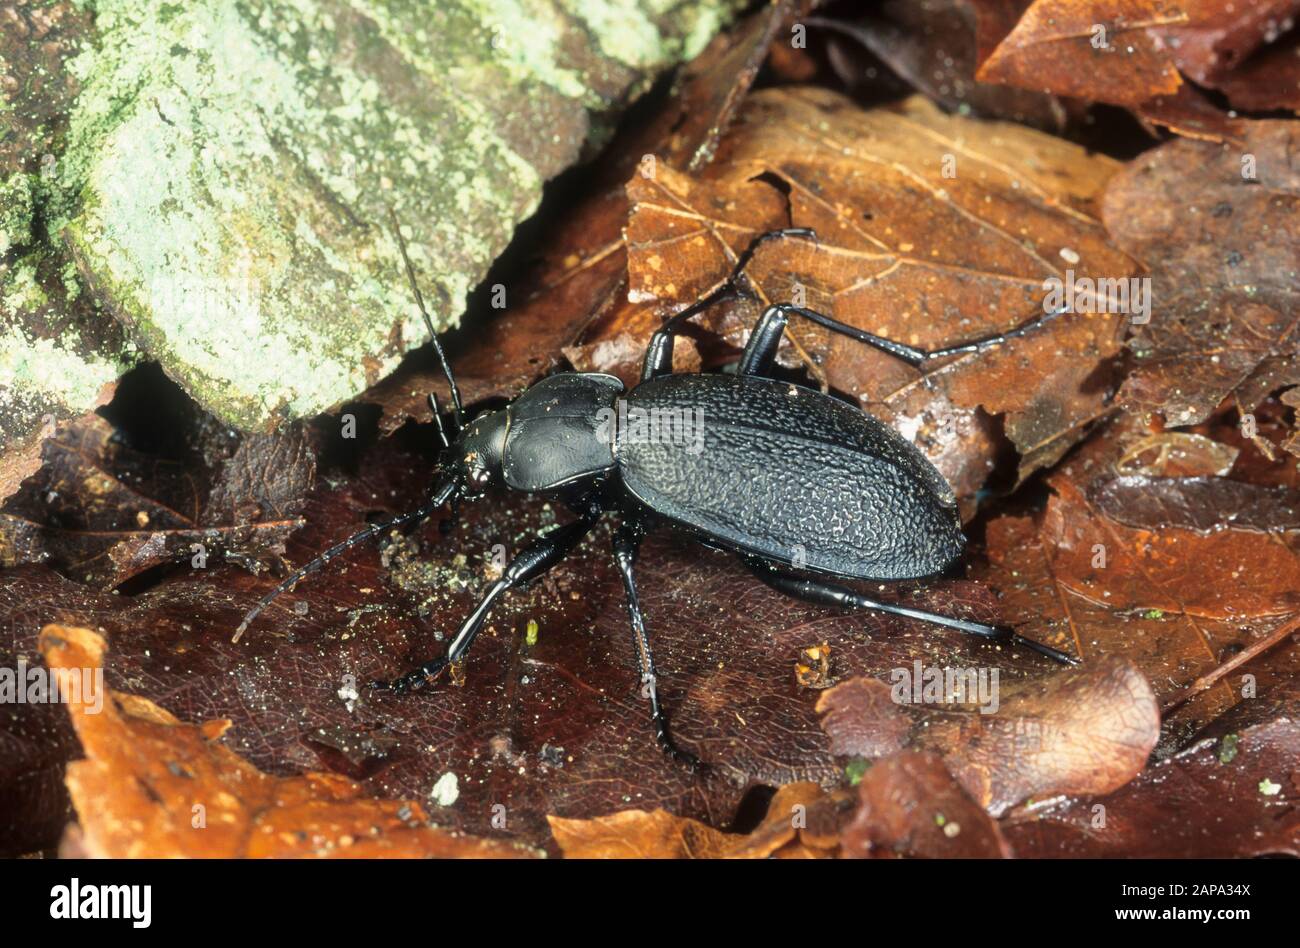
26 0 738 430
1 1 133 498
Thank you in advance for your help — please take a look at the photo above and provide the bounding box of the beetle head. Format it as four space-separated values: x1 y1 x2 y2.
449 408 507 496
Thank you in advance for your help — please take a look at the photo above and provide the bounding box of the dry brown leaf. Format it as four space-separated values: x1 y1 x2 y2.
547 782 850 858
41 624 537 858
976 0 1186 107
1004 686 1300 857
975 1 1300 140
978 416 1300 748
814 2 1071 131
1 413 314 586
1102 121 1300 427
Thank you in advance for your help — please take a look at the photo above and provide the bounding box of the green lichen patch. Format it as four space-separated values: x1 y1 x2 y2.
1 248 134 431
53 0 738 429
0 1 132 493
0 244 135 500
0 173 34 256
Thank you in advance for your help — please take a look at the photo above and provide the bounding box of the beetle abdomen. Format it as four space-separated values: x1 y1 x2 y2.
617 374 964 580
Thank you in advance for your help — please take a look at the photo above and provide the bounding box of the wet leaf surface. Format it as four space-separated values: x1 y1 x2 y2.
1003 682 1300 857
1087 475 1300 534
841 751 1012 858
1156 0 1300 111
0 427 1074 855
977 0 1186 108
976 416 1300 752
974 0 1300 126
977 0 1300 115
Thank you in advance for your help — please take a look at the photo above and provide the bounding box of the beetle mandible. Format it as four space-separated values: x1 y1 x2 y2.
235 221 1078 768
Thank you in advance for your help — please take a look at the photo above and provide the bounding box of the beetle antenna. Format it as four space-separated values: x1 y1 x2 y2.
388 207 465 431
427 392 450 450
233 473 460 643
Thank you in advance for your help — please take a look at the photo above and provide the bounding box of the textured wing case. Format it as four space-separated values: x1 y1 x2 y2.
618 374 964 580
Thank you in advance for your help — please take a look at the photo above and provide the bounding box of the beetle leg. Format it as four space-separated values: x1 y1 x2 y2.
741 556 1078 665
370 508 602 694
641 227 817 381
612 520 702 770
233 474 460 643
740 302 1071 374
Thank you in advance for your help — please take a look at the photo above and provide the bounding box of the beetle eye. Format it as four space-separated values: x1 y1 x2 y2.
463 453 491 489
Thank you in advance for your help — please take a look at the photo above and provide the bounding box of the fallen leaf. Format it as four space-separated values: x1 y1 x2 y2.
1211 29 1300 112
1087 475 1300 534
817 656 1159 816
974 1 1300 140
840 751 1011 857
548 782 850 858
39 624 536 858
1 412 313 586
976 0 1186 108
0 420 1074 856
1156 0 1300 110
813 1 1071 131
1102 121 1300 427
978 416 1300 749
1003 681 1300 856
816 677 917 759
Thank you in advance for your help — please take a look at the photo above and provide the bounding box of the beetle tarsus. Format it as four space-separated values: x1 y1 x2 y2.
1001 628 1080 666
655 720 704 772
369 656 449 694
374 510 603 700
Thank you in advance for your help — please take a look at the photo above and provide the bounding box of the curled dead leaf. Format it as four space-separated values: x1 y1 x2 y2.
817 657 1159 816
2 415 314 586
977 0 1185 108
547 782 851 858
841 751 1012 858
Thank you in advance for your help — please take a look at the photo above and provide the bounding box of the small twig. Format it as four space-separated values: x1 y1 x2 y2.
1162 613 1300 714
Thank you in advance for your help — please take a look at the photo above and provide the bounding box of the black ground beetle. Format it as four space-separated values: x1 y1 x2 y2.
236 222 1078 767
